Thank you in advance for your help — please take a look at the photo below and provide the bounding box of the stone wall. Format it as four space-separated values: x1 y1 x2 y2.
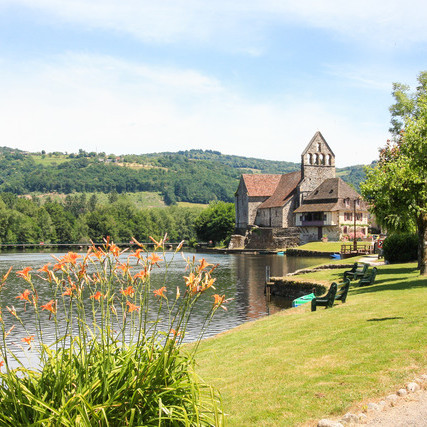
228 234 246 250
245 227 300 249
267 279 327 298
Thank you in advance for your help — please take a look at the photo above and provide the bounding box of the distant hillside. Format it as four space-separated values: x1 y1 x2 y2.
0 148 370 203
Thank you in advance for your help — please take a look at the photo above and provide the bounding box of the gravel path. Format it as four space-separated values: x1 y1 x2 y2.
365 389 427 426
317 376 427 427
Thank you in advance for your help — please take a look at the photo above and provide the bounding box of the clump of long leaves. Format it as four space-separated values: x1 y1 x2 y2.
0 237 226 425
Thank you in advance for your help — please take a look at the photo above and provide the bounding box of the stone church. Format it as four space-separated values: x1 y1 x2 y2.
233 132 369 248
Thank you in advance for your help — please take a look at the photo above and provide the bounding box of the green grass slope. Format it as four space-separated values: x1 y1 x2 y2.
195 263 427 426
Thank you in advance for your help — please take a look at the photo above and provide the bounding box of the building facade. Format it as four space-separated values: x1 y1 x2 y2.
234 132 369 244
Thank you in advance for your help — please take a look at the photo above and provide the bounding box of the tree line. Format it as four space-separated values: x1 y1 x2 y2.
0 192 206 245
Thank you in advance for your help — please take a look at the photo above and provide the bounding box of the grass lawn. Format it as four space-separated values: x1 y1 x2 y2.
195 262 427 426
298 241 348 253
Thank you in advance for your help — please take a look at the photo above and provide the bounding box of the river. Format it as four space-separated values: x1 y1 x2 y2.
0 250 325 347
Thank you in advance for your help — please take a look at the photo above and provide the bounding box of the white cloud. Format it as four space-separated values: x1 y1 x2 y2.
0 53 384 165
3 0 427 49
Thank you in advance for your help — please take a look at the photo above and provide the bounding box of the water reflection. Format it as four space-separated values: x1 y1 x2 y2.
0 251 325 347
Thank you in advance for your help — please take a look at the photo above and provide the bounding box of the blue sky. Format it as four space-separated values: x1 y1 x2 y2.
0 1 426 167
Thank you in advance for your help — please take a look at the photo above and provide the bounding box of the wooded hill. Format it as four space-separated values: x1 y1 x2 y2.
0 147 369 204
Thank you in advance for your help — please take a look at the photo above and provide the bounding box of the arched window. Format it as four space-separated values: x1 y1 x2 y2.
319 153 324 165
314 153 319 164
326 154 331 165
317 142 321 152
308 153 313 164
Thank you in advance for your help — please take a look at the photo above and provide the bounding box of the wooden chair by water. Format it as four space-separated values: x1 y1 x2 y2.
311 279 350 311
358 267 378 287
343 263 368 281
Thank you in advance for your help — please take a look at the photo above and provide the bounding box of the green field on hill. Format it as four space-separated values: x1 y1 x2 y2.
195 262 427 426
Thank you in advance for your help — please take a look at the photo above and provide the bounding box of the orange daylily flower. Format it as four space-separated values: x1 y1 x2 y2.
126 301 140 312
90 246 106 261
0 361 4 368
116 263 132 275
38 263 51 273
198 258 213 272
121 286 135 297
201 275 216 292
21 335 35 346
41 300 56 314
16 289 31 302
153 286 167 298
62 252 81 265
109 243 121 257
133 268 148 280
62 287 75 296
147 253 163 266
213 294 225 306
16 267 32 279
130 248 145 261
169 329 181 337
90 291 104 301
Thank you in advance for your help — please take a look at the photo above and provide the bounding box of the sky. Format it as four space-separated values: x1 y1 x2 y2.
0 1 426 167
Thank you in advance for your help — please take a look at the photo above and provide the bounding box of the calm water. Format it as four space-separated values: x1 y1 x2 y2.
0 251 324 362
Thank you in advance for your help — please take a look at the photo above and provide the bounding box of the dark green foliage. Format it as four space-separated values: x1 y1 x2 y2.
0 148 367 204
383 233 418 263
194 201 235 244
0 192 203 244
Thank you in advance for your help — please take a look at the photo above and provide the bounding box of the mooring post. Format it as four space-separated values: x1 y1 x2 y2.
265 265 271 302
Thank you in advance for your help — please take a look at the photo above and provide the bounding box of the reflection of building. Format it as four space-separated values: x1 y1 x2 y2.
233 254 297 319
234 132 369 246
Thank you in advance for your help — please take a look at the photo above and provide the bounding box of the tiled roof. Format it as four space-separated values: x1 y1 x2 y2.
295 177 369 213
258 171 302 208
305 178 360 201
242 174 283 197
294 202 340 213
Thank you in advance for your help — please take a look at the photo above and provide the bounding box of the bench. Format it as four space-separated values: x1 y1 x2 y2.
343 262 368 281
358 267 378 287
311 279 350 311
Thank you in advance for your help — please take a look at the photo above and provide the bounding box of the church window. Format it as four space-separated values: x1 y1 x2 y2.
307 153 313 164
314 153 319 164
317 142 321 152
319 153 324 164
326 154 331 165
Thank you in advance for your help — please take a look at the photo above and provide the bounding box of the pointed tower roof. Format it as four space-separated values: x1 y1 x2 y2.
301 131 335 157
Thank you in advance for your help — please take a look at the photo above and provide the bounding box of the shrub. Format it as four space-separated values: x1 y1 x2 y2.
0 237 226 425
383 233 418 263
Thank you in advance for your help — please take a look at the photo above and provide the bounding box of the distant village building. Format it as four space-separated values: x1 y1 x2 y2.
233 132 369 248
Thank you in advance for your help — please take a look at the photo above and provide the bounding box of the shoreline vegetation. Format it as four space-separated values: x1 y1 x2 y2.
194 258 427 426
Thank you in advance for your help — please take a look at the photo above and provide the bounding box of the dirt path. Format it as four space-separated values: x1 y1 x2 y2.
316 376 427 426
365 388 427 426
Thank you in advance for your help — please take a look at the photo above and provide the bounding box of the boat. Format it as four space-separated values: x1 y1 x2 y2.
330 253 341 259
292 293 315 307
276 251 285 255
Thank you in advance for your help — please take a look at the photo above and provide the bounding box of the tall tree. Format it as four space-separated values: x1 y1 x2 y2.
194 202 235 245
361 71 427 274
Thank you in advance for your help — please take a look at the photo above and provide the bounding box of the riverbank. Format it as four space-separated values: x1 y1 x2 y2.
195 261 427 426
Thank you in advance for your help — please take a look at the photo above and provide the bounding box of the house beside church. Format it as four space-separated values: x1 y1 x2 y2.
233 131 369 248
